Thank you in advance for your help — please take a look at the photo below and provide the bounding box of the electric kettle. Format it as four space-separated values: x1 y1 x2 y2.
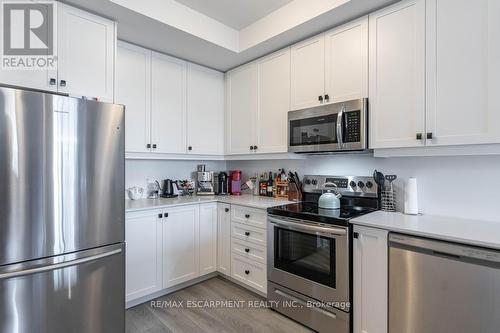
318 182 342 209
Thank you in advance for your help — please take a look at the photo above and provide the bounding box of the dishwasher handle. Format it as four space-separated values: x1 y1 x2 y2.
389 233 500 264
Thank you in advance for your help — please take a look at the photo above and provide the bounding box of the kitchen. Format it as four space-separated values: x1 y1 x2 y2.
1 0 500 332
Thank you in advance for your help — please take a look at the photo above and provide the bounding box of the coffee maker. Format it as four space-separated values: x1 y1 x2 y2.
161 179 178 198
215 171 229 195
196 165 215 196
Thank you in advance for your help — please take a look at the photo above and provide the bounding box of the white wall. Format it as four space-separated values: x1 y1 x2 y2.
227 154 500 223
126 159 227 195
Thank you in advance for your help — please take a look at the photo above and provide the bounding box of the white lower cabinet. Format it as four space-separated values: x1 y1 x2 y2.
231 254 267 294
162 205 200 288
199 203 217 275
217 203 231 276
353 225 388 333
125 210 163 303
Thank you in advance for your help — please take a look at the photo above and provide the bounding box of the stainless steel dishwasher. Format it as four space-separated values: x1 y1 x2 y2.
389 233 500 333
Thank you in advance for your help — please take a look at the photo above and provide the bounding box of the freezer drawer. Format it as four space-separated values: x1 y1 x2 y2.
389 233 500 333
0 243 125 333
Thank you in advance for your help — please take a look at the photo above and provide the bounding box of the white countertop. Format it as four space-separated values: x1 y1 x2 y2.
351 210 500 250
126 194 292 212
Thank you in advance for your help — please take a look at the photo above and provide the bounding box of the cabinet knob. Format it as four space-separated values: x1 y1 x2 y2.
49 78 56 85
225 208 229 213
147 143 151 149
244 270 250 275
158 213 163 219
427 132 433 140
245 214 250 219
324 94 329 102
245 248 250 253
244 231 250 236
250 146 254 150
152 144 157 149
164 213 168 218
188 146 192 151
253 146 258 150
353 232 359 239
318 95 323 103
60 80 67 87
416 133 423 140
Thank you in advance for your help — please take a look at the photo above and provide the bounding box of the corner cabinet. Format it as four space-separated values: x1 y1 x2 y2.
0 2 115 102
199 203 218 275
369 0 426 149
353 225 388 333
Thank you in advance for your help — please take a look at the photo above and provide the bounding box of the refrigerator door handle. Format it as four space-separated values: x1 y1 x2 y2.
0 248 122 280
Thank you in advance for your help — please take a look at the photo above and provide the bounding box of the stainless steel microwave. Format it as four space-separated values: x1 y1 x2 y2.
288 98 368 153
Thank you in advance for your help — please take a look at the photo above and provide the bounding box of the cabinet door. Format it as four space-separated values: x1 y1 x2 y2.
256 48 290 153
226 63 258 154
116 42 151 153
162 205 199 287
369 0 426 149
290 34 325 110
57 4 114 102
125 210 162 303
426 0 500 146
151 52 187 154
217 203 231 276
353 226 388 333
324 17 368 104
187 64 224 155
0 1 57 92
199 203 217 275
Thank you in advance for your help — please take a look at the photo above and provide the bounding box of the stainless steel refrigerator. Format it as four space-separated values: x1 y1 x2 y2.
0 86 125 332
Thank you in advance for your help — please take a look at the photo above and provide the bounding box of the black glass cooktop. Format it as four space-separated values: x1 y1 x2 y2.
267 202 377 226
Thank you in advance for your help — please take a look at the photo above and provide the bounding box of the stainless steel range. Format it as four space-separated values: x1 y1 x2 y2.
267 175 379 333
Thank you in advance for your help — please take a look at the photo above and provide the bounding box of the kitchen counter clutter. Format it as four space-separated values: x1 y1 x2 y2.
125 194 291 212
351 210 500 250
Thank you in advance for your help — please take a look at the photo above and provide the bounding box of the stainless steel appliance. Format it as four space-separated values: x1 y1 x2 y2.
288 98 368 153
0 87 125 333
389 234 500 333
267 175 379 333
161 179 178 198
215 171 229 195
196 171 215 196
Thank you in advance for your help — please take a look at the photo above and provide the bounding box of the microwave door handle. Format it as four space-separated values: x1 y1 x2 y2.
336 106 345 149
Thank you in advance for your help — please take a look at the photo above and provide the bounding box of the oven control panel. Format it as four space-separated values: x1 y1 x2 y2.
302 175 378 197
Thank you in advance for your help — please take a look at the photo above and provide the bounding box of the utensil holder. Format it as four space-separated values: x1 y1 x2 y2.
381 190 396 212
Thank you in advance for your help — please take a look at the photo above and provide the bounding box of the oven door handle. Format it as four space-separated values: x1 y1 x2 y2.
336 105 345 149
268 216 346 236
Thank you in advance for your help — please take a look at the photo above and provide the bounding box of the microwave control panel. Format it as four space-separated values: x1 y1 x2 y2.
345 110 361 143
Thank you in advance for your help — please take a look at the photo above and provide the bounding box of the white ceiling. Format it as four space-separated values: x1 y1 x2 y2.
174 0 293 29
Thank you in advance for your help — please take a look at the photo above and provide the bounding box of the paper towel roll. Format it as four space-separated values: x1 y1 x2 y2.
404 177 419 215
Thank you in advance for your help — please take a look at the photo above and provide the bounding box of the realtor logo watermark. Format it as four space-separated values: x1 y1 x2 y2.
1 1 56 69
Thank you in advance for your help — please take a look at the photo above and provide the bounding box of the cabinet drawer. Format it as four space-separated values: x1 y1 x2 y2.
232 239 266 264
231 205 267 229
232 223 266 247
231 253 267 294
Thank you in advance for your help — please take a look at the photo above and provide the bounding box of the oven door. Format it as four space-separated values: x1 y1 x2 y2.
267 215 350 311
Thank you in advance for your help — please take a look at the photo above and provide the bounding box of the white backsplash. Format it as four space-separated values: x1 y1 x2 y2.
227 154 500 223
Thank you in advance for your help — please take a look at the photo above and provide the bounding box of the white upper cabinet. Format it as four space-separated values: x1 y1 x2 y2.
425 0 500 146
369 0 426 149
256 48 291 154
162 205 199 288
116 42 151 153
199 203 218 275
57 4 115 102
290 35 325 110
187 64 224 155
226 62 258 154
151 52 187 154
324 17 368 104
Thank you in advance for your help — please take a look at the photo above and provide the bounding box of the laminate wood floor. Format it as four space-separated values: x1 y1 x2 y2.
126 277 314 333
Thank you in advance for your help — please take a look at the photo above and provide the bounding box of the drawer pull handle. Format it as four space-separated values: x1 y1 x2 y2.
245 248 250 253
245 214 250 218
244 231 250 236
244 270 250 275
225 208 229 213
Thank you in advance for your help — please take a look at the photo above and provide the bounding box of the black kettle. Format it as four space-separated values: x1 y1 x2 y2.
162 179 177 198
